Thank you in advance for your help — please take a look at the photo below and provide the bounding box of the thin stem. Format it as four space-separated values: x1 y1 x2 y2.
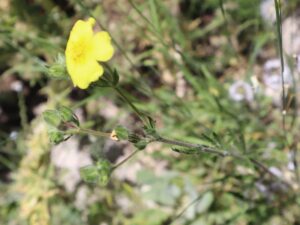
248 157 293 191
218 0 239 57
112 149 140 171
156 136 231 157
127 0 170 50
274 0 286 131
113 86 147 124
155 135 293 189
68 125 293 189
170 195 203 224
66 124 293 190
67 127 111 138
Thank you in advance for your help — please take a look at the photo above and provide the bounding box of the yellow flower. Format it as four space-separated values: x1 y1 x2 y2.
65 18 114 89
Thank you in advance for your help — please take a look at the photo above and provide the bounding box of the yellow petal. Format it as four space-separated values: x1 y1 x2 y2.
91 31 114 62
66 59 104 89
87 17 96 26
67 19 94 44
65 18 95 65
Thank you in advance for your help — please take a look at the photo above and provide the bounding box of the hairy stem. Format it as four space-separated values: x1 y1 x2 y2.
155 135 292 189
66 127 111 138
69 126 293 189
156 136 231 157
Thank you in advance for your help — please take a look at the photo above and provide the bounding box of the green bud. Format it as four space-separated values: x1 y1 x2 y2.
58 106 73 121
58 106 79 126
80 165 99 183
47 54 68 79
134 140 148 150
48 64 67 79
96 73 112 87
144 118 158 138
48 131 65 144
114 125 128 140
128 133 141 143
43 110 61 127
147 116 156 129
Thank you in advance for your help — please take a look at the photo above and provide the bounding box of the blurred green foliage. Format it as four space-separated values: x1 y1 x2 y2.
1 0 300 225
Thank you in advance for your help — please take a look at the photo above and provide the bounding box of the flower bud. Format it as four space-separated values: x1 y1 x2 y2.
43 110 61 128
48 131 65 144
134 139 148 150
43 106 79 145
47 54 68 79
113 125 128 140
58 106 79 126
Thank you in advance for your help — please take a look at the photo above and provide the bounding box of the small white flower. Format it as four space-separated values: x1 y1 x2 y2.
229 80 254 102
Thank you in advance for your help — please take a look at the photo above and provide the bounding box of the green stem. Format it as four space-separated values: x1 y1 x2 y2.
100 66 147 125
155 135 292 189
67 127 111 138
66 126 292 189
274 0 286 131
156 136 231 157
112 149 140 171
113 86 147 124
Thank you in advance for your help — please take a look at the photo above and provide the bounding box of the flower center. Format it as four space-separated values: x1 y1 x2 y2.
71 38 89 63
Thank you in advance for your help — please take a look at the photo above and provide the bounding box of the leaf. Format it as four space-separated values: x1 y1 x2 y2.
111 69 119 86
48 130 65 144
130 209 168 225
58 106 79 126
196 191 214 214
43 110 61 127
96 159 112 186
47 53 69 80
79 165 99 183
95 73 113 87
80 159 112 186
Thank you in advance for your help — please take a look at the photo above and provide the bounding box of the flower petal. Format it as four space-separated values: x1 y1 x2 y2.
65 18 95 65
67 59 104 89
92 31 114 62
67 19 94 44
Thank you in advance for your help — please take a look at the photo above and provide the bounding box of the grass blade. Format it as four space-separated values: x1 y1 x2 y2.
274 0 286 130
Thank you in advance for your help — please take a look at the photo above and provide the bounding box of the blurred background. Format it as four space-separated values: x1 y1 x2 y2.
1 0 300 224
